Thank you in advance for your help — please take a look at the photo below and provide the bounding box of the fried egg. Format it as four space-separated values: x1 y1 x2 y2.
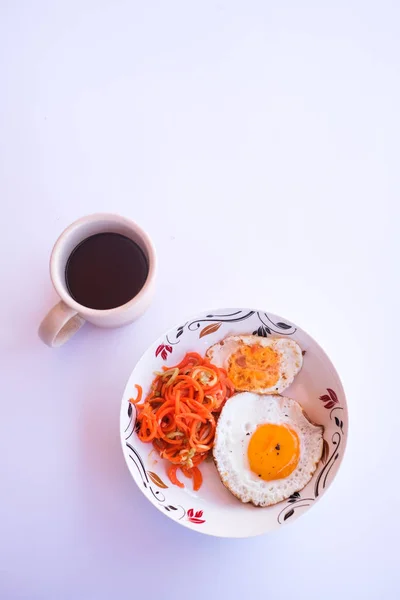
213 393 324 506
206 335 303 394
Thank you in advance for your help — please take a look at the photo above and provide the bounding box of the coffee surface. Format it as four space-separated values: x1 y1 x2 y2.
65 233 148 310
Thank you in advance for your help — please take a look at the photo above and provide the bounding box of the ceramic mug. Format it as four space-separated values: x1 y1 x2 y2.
39 213 157 347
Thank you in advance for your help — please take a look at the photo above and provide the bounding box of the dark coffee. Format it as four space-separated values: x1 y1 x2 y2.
65 233 149 310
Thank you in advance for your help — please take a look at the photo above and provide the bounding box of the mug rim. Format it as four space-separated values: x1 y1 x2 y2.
50 213 157 317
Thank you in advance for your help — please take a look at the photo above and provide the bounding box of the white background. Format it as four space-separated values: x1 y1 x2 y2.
1 1 399 598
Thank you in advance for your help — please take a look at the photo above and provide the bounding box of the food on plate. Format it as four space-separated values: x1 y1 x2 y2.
131 336 323 505
130 352 235 490
206 335 303 395
213 392 324 506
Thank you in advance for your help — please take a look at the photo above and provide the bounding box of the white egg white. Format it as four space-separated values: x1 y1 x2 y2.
206 335 303 394
213 393 324 507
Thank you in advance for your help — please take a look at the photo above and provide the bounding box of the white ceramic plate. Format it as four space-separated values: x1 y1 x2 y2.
120 308 348 537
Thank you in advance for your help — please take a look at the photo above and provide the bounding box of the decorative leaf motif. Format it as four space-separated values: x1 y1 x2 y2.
321 439 329 464
128 403 133 418
319 394 331 402
324 401 335 409
187 507 206 524
148 471 168 489
287 492 301 503
327 388 338 403
334 417 340 427
189 518 206 524
168 505 178 511
284 509 295 521
253 325 270 337
176 330 183 339
320 388 340 410
156 344 173 360
277 322 291 330
199 322 222 338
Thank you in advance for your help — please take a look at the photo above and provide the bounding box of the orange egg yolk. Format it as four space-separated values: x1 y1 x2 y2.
247 423 300 481
228 344 280 390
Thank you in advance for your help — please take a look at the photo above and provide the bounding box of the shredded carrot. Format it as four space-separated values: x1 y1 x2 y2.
131 352 234 490
167 464 184 488
129 384 143 405
192 466 203 491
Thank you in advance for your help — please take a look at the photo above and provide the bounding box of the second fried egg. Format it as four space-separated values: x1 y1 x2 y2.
206 335 303 394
